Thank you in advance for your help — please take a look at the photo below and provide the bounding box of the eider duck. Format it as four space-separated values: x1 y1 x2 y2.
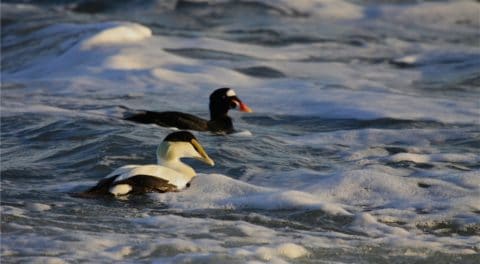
125 88 252 134
83 131 214 196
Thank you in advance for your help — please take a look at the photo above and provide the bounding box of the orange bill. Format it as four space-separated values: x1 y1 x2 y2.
236 100 252 113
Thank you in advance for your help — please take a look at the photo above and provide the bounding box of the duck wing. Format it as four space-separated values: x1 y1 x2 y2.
114 175 178 194
125 110 209 131
207 116 235 134
83 165 191 196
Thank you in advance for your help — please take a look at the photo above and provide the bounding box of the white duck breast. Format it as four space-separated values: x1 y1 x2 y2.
109 165 193 190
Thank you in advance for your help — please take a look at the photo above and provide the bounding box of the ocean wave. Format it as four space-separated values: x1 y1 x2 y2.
2 1 479 262
150 173 352 215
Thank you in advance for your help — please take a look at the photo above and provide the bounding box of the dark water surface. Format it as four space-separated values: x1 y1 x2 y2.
1 0 480 263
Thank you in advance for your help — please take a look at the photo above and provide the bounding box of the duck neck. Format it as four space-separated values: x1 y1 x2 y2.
156 144 196 178
211 113 227 121
209 103 229 120
160 158 196 178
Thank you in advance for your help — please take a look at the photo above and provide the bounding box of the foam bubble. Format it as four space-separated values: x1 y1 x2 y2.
25 203 52 212
266 0 363 19
389 153 431 164
29 257 68 264
351 213 410 237
389 152 480 164
151 238 202 255
230 130 253 137
275 243 309 259
393 55 418 65
381 1 480 29
1 205 26 217
150 173 351 216
81 22 152 49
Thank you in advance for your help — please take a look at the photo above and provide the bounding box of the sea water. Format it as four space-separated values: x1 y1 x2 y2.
1 0 479 263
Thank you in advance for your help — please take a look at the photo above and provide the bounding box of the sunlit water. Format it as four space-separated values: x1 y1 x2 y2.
1 0 479 263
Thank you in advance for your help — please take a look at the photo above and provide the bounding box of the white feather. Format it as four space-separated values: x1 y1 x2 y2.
109 184 132 196
100 136 213 192
113 165 192 189
226 89 236 97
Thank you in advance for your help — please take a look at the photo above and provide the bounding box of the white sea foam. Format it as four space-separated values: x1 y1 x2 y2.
80 23 152 49
2 2 479 261
279 128 473 149
179 0 363 19
351 213 410 237
230 130 253 137
132 214 311 262
150 173 351 216
1 205 27 217
380 1 480 30
247 242 309 262
132 209 480 261
3 17 478 123
349 212 480 255
266 127 480 244
388 152 480 164
264 0 363 19
25 203 52 212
